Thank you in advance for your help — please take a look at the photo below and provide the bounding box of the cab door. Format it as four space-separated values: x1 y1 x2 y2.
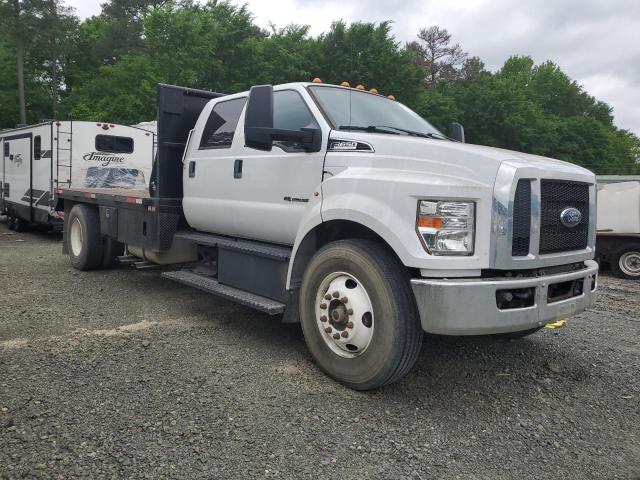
230 88 327 245
182 95 247 236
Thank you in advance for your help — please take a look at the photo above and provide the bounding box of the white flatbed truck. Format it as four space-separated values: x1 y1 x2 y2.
54 82 598 389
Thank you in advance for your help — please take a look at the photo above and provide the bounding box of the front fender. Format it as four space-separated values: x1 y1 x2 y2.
286 168 493 287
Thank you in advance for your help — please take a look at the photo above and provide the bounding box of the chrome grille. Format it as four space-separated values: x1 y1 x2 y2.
511 179 531 256
539 180 589 254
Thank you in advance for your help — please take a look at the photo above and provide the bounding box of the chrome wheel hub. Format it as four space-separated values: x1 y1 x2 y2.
315 272 374 358
620 251 640 277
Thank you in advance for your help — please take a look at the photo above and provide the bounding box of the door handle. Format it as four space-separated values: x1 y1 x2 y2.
188 161 196 178
234 159 243 179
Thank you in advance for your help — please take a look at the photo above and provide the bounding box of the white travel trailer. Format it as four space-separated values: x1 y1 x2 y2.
1 120 155 230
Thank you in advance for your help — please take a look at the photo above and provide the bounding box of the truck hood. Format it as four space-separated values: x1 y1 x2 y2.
328 131 595 188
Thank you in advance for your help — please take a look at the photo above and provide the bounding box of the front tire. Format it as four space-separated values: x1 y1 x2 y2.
299 239 423 390
67 204 103 271
611 243 640 280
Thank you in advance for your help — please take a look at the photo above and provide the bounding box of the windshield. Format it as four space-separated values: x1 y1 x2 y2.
308 85 442 136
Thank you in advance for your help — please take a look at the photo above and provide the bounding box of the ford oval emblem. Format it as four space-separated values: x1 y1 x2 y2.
560 207 582 228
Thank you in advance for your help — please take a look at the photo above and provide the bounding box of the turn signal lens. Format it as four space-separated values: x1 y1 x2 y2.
418 216 442 229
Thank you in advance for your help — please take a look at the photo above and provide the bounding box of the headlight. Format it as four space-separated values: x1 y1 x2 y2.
417 200 475 255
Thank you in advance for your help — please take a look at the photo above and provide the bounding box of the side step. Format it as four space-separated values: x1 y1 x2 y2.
162 270 286 315
174 231 291 260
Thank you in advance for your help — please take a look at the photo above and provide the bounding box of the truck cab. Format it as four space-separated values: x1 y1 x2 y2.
59 81 598 390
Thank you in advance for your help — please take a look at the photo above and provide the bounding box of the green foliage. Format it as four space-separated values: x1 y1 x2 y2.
0 1 638 174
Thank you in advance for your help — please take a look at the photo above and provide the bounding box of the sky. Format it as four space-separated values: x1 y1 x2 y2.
65 0 640 135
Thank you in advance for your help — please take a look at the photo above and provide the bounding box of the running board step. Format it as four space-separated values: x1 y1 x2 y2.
174 231 291 260
161 270 286 315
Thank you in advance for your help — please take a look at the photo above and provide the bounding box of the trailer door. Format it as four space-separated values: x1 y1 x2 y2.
4 133 33 220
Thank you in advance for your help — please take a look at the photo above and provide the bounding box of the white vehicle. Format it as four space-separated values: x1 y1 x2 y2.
596 181 640 279
55 82 598 390
0 121 154 231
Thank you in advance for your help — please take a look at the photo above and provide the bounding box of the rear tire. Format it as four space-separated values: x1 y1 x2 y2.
299 239 423 390
610 243 640 280
67 204 103 271
7 215 16 231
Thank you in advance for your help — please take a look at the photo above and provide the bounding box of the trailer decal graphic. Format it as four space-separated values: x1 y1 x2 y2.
83 152 126 167
20 189 47 204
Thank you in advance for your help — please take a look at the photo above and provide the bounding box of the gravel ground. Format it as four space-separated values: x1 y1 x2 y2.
1 218 639 480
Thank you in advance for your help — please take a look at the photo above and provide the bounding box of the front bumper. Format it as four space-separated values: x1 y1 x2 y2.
411 260 598 335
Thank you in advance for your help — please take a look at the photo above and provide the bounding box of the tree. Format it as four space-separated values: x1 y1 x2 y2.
313 21 424 103
407 26 467 88
0 0 32 124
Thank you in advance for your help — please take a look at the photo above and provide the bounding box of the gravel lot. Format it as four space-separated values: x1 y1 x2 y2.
1 218 639 480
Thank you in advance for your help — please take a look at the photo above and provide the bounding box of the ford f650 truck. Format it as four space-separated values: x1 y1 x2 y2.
54 82 598 390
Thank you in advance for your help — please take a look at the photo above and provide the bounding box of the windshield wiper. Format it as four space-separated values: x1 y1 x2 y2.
338 125 401 135
373 125 449 140
338 124 449 140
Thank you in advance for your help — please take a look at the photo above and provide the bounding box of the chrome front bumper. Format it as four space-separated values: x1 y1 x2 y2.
411 260 598 335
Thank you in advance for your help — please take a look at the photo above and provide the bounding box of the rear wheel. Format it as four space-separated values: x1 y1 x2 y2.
67 204 103 271
611 243 640 280
7 215 16 231
299 239 423 390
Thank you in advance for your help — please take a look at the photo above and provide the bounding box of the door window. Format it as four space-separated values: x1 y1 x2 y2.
273 90 318 151
273 90 317 130
199 97 247 149
34 136 41 160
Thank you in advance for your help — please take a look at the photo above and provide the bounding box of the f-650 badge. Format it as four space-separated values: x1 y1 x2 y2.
328 140 373 152
83 152 125 167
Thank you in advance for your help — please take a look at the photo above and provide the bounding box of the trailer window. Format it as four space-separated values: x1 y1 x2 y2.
34 136 41 160
95 135 134 154
199 97 246 149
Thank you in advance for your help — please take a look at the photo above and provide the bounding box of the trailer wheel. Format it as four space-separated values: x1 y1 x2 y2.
13 217 27 232
67 204 103 271
7 215 16 231
101 237 124 268
611 243 640 280
299 239 423 390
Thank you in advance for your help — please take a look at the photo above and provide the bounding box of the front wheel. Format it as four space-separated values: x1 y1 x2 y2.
611 243 640 280
299 239 423 390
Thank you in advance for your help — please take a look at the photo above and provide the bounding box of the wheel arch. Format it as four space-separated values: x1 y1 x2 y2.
287 219 415 291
